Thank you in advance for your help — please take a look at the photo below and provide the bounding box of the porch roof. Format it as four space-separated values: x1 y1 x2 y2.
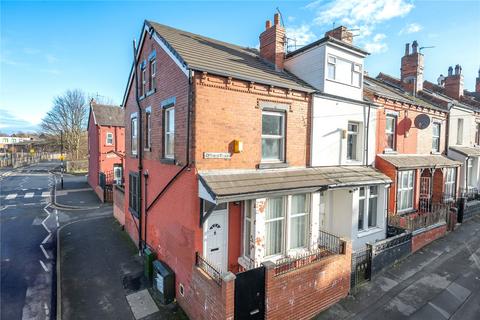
199 166 391 203
378 154 462 169
449 146 480 157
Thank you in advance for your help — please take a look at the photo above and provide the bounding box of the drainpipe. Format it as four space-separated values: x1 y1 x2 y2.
144 170 149 248
133 39 143 252
465 156 470 190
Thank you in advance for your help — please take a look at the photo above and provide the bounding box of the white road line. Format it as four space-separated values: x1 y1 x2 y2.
5 194 17 200
39 260 48 272
24 203 36 206
41 192 50 197
24 192 34 198
41 233 51 244
40 245 50 259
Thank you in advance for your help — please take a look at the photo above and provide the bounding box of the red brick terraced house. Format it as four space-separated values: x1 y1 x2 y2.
366 41 462 252
120 14 355 320
87 101 125 202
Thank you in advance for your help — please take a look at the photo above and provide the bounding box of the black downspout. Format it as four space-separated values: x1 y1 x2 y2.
133 39 143 251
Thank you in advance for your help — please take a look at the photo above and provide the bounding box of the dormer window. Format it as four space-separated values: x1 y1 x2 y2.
326 54 362 88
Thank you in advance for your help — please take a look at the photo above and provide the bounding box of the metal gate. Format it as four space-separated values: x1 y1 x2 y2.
419 176 431 213
351 247 371 291
104 185 113 203
234 266 265 320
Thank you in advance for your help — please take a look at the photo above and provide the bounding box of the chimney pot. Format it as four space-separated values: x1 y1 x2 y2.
405 43 410 56
265 20 271 29
448 66 453 76
274 13 280 26
412 40 418 53
455 64 461 75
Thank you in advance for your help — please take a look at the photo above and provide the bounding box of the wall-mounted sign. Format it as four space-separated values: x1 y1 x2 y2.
204 152 231 159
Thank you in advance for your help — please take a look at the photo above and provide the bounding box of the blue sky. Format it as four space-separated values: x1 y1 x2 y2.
1 0 479 133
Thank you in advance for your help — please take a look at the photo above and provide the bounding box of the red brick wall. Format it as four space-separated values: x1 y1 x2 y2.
228 202 241 273
264 241 351 320
375 156 397 213
98 125 124 174
193 73 310 170
432 169 445 203
411 223 447 252
87 112 99 189
113 186 125 225
182 267 235 320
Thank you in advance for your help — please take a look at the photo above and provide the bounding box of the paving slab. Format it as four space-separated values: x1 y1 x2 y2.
126 289 159 319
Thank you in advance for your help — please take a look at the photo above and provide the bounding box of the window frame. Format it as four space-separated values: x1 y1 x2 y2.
432 122 441 153
128 172 139 217
163 105 175 159
467 158 474 188
130 115 138 156
326 54 362 88
261 110 286 163
457 118 464 145
242 201 254 259
476 123 480 145
385 114 397 151
444 168 456 200
149 59 156 92
106 132 113 145
397 170 415 213
141 68 147 97
145 107 152 151
357 186 379 231
347 121 360 161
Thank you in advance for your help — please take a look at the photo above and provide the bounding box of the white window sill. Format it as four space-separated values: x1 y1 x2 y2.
346 159 362 165
357 227 383 238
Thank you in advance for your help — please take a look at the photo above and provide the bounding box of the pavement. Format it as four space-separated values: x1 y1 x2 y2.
315 215 480 320
56 174 188 319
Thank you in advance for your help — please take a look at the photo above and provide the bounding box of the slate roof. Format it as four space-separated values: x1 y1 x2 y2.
147 21 315 93
199 166 391 203
378 154 461 169
91 104 124 127
449 146 480 157
364 76 447 112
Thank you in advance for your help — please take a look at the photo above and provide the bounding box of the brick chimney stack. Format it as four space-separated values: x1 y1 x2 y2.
259 13 285 70
476 68 480 93
444 64 464 99
325 26 353 44
400 40 424 94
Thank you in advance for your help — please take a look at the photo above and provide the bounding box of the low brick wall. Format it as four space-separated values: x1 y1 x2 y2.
113 185 125 225
181 267 235 320
263 241 352 320
94 185 104 202
411 223 447 253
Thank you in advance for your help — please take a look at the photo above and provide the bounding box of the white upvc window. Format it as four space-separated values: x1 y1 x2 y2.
164 106 175 159
347 121 359 161
326 55 362 87
385 115 397 151
358 186 378 231
145 108 152 150
261 111 285 162
149 59 156 91
397 170 415 212
264 194 310 258
106 132 113 145
243 201 254 258
467 158 474 188
445 168 456 199
141 68 147 97
131 116 138 156
457 118 464 145
432 122 441 152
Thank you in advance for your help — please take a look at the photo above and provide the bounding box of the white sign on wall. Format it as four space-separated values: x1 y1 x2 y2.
203 152 231 159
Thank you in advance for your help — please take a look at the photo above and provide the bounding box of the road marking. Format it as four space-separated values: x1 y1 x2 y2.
42 233 51 244
5 194 17 200
40 244 50 259
39 260 48 272
41 192 50 197
24 203 36 206
25 192 34 198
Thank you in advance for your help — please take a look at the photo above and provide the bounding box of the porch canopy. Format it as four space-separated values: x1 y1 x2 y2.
198 166 392 204
449 146 480 157
378 154 462 169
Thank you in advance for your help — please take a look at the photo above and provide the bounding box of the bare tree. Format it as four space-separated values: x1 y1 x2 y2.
41 90 88 160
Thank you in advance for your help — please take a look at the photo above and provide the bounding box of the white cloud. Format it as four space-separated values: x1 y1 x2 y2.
286 25 317 46
399 22 422 35
365 33 388 53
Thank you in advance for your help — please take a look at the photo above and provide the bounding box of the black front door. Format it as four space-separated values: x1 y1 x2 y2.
234 266 265 320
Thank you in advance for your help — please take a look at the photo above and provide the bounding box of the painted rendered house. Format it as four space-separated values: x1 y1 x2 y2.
369 42 461 240
121 14 356 320
284 26 391 251
87 101 125 201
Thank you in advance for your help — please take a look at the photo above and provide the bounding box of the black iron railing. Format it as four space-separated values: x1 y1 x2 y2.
459 187 479 201
273 230 343 276
195 252 222 286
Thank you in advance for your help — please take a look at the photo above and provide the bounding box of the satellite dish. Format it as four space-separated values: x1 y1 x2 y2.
414 114 431 130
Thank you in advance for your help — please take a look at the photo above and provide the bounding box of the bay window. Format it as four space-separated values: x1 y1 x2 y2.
445 168 456 199
265 197 285 256
358 186 378 231
398 170 415 212
261 111 285 162
289 194 309 249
